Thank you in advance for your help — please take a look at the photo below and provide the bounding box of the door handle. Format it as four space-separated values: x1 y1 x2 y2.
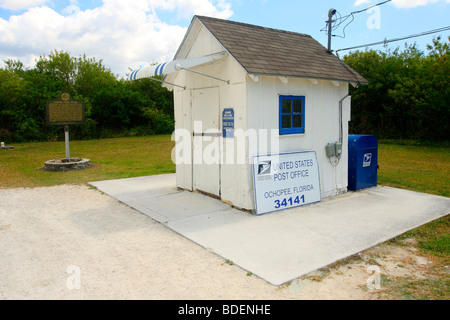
193 132 222 137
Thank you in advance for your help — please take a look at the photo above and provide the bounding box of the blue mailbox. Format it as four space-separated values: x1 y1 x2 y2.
348 135 378 191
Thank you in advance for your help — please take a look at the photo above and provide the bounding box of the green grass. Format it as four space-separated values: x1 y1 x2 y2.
375 140 449 300
382 276 450 300
2 137 448 194
0 135 175 189
393 215 450 260
378 140 450 197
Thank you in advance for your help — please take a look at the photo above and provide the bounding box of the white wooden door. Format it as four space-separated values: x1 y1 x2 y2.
192 87 221 196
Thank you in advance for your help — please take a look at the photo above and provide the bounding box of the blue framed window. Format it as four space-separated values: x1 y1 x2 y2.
279 96 305 135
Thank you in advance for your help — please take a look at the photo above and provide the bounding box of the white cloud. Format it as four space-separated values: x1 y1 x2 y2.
171 0 233 19
62 5 80 15
354 0 372 6
0 0 48 11
0 0 234 77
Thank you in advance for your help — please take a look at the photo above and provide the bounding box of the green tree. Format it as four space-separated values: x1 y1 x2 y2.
344 36 450 142
36 50 76 93
1 50 175 142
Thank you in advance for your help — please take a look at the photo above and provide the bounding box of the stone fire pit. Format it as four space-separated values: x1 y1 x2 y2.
43 158 91 172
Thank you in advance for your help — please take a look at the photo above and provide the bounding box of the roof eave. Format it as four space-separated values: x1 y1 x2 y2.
246 72 368 85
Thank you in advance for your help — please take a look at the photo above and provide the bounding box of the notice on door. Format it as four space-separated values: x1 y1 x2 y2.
252 152 321 215
222 108 234 138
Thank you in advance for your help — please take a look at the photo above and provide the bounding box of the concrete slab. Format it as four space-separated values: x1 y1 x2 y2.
90 174 449 286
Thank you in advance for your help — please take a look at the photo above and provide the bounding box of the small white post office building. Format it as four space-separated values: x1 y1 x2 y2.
130 16 368 215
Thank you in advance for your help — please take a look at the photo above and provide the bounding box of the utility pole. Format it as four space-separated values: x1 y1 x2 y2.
327 8 337 53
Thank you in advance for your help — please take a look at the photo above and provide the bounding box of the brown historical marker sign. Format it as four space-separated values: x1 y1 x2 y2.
46 93 85 126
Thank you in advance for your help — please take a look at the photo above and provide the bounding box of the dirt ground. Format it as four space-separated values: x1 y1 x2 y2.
0 184 444 300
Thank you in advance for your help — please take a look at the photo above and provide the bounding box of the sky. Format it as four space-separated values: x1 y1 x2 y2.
0 0 449 78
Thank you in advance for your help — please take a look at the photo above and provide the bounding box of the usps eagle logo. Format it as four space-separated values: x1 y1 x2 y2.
258 161 271 175
363 153 372 167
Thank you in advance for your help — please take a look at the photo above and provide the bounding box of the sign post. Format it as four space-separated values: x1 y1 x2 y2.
46 93 85 160
252 151 321 215
64 125 70 160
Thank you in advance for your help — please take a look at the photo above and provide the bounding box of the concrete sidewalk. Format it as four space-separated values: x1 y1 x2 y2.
90 174 449 286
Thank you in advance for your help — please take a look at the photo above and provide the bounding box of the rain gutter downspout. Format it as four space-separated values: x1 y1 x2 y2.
339 93 351 145
335 51 362 145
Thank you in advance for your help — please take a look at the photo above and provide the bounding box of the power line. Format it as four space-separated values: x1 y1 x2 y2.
336 0 392 23
335 26 450 53
321 0 393 38
348 0 392 16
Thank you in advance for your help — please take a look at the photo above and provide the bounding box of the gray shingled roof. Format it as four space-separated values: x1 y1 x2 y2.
196 16 368 84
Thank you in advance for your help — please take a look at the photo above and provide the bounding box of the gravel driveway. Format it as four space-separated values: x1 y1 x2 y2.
1 184 416 300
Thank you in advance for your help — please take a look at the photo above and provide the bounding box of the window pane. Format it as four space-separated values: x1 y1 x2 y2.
293 99 303 113
282 115 291 129
293 115 302 128
282 99 291 114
